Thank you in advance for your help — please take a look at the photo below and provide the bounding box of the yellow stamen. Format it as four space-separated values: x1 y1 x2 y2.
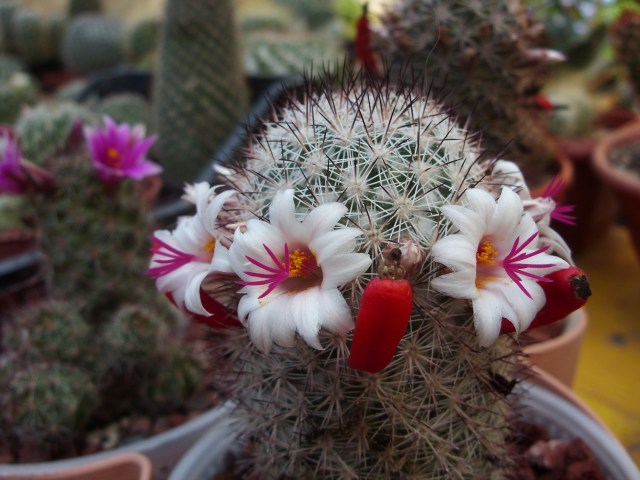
107 147 119 160
204 239 216 254
288 249 309 277
476 241 498 266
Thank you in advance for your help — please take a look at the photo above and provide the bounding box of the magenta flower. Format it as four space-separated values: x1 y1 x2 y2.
0 127 27 194
84 117 161 184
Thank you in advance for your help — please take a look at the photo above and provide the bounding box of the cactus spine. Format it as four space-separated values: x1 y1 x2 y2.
213 74 519 478
611 10 640 109
375 0 558 177
153 0 248 185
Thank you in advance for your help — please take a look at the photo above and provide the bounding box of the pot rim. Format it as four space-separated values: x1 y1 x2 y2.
593 118 640 197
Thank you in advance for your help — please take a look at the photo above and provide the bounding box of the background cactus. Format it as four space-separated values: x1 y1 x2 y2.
68 0 102 18
124 16 159 66
374 0 559 178
0 0 18 54
15 101 96 164
153 0 249 185
97 93 153 131
212 74 520 478
12 10 66 67
0 55 39 124
62 14 124 74
610 10 640 109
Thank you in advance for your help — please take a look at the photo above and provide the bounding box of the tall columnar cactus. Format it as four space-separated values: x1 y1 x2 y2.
153 0 248 185
374 0 561 177
62 14 124 74
13 10 67 67
610 10 640 108
206 76 523 478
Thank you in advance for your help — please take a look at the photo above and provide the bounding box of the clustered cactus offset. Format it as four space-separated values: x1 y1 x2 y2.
149 70 587 478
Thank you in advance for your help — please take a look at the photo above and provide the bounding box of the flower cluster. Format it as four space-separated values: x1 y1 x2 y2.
149 158 582 355
0 117 161 196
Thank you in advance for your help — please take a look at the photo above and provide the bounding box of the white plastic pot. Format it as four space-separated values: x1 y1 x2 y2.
0 402 235 479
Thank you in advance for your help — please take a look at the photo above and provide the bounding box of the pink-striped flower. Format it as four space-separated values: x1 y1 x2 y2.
228 189 371 353
431 188 568 346
84 117 161 184
147 183 235 316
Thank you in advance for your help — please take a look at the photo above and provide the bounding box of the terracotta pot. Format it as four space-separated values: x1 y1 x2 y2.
522 309 588 389
592 118 640 262
554 136 618 256
528 145 575 202
0 453 151 480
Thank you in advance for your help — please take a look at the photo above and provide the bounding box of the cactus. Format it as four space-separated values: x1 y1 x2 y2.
15 101 96 164
611 10 640 108
0 363 97 453
62 14 124 74
98 93 153 131
12 10 67 67
274 0 334 30
68 0 102 18
0 55 39 124
54 77 88 102
374 0 560 177
3 300 90 365
124 16 159 65
243 32 342 77
208 73 524 478
153 0 249 185
0 0 17 54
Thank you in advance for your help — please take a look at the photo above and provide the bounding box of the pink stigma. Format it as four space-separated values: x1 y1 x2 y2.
541 176 576 226
501 232 555 299
146 235 199 279
238 243 290 299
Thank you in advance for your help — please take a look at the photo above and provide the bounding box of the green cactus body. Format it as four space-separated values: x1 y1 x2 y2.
98 93 153 131
125 17 159 65
15 101 96 164
0 0 17 54
4 300 90 364
611 10 640 109
13 10 66 67
153 0 248 185
375 0 557 177
0 363 97 450
68 0 102 18
243 32 342 77
0 55 39 124
214 76 518 478
62 14 124 74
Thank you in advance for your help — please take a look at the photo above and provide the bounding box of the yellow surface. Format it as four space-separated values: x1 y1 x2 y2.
573 226 640 467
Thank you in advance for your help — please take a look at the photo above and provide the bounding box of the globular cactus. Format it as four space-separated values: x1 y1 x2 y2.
124 17 159 66
62 14 124 74
68 0 102 18
54 77 88 102
3 300 90 365
0 363 97 454
374 0 561 177
153 0 248 185
0 55 39 124
274 0 335 30
211 74 521 479
97 93 153 131
12 10 67 67
15 101 96 164
610 10 640 108
243 32 342 77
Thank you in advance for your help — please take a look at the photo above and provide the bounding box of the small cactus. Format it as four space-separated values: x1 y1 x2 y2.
62 14 124 74
0 55 39 124
68 0 102 18
0 363 97 452
375 0 561 176
97 93 153 131
0 0 17 54
12 10 67 67
611 10 640 109
3 300 90 365
124 17 159 65
15 101 96 164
